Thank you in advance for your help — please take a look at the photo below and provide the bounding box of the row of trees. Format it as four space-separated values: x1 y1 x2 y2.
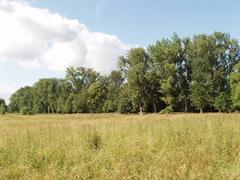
2 32 240 114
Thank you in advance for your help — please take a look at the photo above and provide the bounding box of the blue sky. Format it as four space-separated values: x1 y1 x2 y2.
32 0 240 44
0 0 240 102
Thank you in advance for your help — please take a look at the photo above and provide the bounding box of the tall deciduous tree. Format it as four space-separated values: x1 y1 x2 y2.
66 66 99 93
175 37 191 112
148 34 180 110
33 78 63 113
8 86 34 114
118 84 133 113
120 48 151 114
88 77 108 113
190 33 240 113
189 34 216 113
103 70 124 112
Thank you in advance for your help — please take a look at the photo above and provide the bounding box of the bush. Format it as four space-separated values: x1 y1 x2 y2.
87 130 103 150
160 106 174 114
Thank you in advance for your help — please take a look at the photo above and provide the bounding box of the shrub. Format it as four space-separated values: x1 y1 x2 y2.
160 106 174 114
87 130 103 150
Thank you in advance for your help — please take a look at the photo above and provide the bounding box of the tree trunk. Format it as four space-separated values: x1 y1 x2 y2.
200 107 203 113
184 98 188 112
139 104 143 115
153 102 157 113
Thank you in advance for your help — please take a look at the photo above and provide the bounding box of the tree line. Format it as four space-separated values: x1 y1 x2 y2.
1 32 240 115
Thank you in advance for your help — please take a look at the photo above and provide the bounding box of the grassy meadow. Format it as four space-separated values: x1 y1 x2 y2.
0 113 240 179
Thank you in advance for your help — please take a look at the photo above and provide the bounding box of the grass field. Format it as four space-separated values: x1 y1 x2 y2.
0 113 240 179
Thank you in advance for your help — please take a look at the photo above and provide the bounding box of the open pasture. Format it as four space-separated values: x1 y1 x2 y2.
0 113 240 179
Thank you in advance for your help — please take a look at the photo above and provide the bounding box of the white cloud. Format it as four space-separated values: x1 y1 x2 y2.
0 83 27 103
0 0 130 73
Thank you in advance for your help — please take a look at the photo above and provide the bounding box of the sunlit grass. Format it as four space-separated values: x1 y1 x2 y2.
0 113 240 179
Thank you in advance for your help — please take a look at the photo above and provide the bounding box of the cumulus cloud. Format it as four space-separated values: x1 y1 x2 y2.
0 0 130 73
0 83 27 103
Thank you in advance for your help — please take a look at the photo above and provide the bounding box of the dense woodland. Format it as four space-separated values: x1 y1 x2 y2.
1 32 240 114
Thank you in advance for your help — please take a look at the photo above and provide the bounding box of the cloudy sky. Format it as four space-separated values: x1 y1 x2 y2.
0 0 240 102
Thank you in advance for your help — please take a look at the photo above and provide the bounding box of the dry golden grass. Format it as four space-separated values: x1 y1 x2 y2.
0 113 240 179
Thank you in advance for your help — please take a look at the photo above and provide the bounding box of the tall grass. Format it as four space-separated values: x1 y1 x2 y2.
0 113 240 179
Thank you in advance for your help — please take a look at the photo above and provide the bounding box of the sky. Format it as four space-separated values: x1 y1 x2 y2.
0 0 240 102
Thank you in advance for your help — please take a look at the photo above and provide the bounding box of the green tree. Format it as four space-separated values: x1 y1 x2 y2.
148 34 181 110
189 34 215 113
211 32 239 112
175 37 191 112
103 70 124 112
8 86 34 113
213 92 232 112
72 88 88 113
66 66 99 93
230 62 240 110
145 64 163 113
56 80 72 113
189 33 240 113
117 84 133 113
119 48 151 114
32 78 70 114
190 58 214 113
57 96 65 113
64 93 74 113
88 77 108 113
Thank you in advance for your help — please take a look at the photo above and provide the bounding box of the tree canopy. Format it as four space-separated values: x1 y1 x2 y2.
4 32 240 114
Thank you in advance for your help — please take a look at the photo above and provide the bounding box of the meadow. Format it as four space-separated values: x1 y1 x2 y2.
0 113 240 179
